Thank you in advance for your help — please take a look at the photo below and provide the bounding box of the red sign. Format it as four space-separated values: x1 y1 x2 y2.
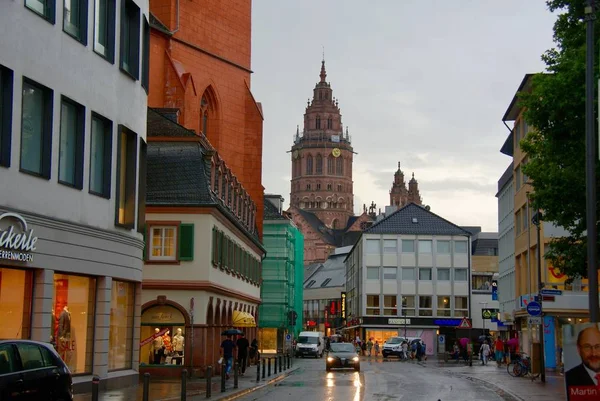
307 320 316 327
139 328 168 347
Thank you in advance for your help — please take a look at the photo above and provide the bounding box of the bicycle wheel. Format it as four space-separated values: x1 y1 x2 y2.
507 361 523 377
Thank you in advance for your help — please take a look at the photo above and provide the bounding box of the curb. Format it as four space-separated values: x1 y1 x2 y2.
437 368 524 401
214 366 301 401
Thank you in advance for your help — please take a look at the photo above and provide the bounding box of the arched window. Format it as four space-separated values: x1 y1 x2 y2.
336 157 343 176
316 116 321 129
327 118 332 129
306 155 313 175
315 154 322 174
332 219 338 229
201 96 209 135
327 156 335 175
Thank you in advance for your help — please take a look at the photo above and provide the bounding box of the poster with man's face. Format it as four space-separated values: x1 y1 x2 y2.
563 323 600 401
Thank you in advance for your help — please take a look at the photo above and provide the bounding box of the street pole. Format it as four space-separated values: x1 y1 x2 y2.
535 210 546 383
586 0 600 322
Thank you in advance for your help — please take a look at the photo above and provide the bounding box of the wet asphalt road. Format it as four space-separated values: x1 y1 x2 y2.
237 357 508 401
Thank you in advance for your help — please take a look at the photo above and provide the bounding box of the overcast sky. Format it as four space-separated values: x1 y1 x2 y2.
250 0 557 232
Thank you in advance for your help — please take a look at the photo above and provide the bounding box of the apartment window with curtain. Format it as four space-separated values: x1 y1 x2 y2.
120 0 141 79
25 0 56 23
366 295 380 315
115 125 137 228
437 296 451 316
418 268 432 281
401 296 415 316
58 97 85 189
63 0 88 43
94 0 116 62
89 113 112 197
418 296 432 316
20 78 53 178
383 295 397 316
454 296 468 317
383 267 397 280
383 239 397 253
0 65 14 168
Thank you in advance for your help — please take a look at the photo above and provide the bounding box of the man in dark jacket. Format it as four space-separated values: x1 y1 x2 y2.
565 326 600 387
236 333 250 375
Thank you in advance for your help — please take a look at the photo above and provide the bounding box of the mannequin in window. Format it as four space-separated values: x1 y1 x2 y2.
172 328 185 365
58 305 71 340
161 330 172 363
151 328 164 364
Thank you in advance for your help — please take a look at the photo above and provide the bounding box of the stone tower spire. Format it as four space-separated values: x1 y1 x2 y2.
408 172 422 205
289 59 354 229
390 162 408 207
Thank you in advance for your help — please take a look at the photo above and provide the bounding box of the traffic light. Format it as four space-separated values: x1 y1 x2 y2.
287 310 298 326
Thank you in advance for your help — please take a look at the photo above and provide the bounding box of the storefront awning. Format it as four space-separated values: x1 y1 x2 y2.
233 310 256 328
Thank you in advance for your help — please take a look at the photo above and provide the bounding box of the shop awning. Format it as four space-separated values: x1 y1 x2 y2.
233 310 256 328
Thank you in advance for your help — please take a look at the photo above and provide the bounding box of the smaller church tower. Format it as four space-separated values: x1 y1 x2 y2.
390 162 423 207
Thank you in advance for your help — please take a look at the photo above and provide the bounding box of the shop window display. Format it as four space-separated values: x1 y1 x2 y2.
52 274 96 374
108 280 135 370
0 268 33 339
140 305 185 365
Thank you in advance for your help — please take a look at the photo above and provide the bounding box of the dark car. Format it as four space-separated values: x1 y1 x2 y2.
0 340 73 401
326 343 360 372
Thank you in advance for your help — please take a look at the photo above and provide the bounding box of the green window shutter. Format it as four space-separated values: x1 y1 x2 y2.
179 224 194 261
211 227 217 266
218 231 224 267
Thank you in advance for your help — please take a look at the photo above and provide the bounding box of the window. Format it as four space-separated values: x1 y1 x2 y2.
472 275 492 291
94 0 116 61
16 343 43 370
20 78 53 178
108 280 134 370
383 239 397 253
522 206 528 231
306 154 313 175
120 0 141 79
39 345 57 367
366 295 380 315
515 209 522 235
315 116 320 129
320 278 331 287
89 113 113 197
383 267 397 280
418 240 432 253
306 280 316 288
383 295 397 316
454 296 468 317
327 155 334 175
454 241 468 253
401 240 414 253
366 239 380 253
63 0 88 43
515 165 521 188
418 296 432 316
141 16 150 90
454 269 468 281
315 154 322 174
316 183 321 190
401 267 415 280
25 0 56 23
401 296 415 316
437 296 451 316
437 240 450 254
366 267 379 280
419 268 432 281
0 268 33 340
437 268 450 281
0 66 14 168
327 183 332 191
115 125 137 228
336 157 343 175
150 226 177 261
58 97 85 188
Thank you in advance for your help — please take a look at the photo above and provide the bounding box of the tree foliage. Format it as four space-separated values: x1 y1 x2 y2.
519 0 600 280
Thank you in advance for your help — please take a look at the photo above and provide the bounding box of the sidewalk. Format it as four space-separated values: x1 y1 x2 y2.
73 363 299 401
436 362 566 401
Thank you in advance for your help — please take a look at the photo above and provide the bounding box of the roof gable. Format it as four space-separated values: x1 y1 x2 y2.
365 203 471 236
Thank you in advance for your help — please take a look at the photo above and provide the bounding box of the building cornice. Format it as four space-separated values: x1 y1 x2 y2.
142 280 262 304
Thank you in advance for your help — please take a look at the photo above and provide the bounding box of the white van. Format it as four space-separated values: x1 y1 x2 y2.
295 331 325 358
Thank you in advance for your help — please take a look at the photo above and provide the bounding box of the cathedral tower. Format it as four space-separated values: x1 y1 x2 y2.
289 60 354 229
390 162 422 207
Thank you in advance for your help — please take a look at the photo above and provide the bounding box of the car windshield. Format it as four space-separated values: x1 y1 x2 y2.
387 337 403 344
298 336 318 344
330 343 355 353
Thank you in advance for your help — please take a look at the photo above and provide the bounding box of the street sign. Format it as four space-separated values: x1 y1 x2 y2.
528 316 542 325
438 334 446 344
437 334 446 353
541 289 562 296
285 333 292 341
526 301 542 316
481 308 499 320
457 317 472 328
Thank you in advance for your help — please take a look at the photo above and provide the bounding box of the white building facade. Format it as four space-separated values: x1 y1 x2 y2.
344 203 472 355
0 0 149 390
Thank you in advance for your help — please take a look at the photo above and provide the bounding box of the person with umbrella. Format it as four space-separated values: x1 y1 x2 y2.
220 329 240 379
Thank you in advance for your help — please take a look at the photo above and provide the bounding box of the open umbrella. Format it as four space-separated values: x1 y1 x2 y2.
221 329 243 336
506 338 519 349
459 337 470 348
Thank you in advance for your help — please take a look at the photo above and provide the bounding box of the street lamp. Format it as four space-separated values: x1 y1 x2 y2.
532 209 546 383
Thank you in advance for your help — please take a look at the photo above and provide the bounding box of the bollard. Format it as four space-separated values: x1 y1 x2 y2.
262 358 265 379
181 369 188 401
283 355 287 371
288 353 291 369
233 361 239 389
274 355 278 374
142 373 150 401
267 357 271 377
290 352 293 368
256 358 260 382
278 355 282 373
91 375 100 401
221 362 226 393
206 366 212 399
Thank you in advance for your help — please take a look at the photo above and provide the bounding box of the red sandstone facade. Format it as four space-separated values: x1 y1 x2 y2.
390 162 422 207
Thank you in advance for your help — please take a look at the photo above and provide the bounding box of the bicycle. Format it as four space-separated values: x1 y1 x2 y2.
507 353 541 381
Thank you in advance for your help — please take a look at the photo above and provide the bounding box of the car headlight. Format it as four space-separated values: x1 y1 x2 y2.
392 346 399 350
353 357 359 362
327 357 334 362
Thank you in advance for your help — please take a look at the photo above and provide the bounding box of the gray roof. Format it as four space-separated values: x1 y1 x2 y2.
496 163 513 196
365 203 471 236
294 208 364 248
303 248 351 289
264 199 286 220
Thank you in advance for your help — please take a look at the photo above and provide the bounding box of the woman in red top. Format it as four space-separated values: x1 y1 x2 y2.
494 337 504 366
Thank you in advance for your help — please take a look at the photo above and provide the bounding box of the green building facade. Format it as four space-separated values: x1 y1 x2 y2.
258 196 304 353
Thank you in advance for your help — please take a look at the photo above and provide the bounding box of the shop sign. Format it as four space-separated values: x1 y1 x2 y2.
0 213 38 263
388 318 411 325
341 292 346 319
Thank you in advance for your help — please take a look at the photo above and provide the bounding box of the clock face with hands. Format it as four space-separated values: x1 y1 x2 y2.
332 148 341 158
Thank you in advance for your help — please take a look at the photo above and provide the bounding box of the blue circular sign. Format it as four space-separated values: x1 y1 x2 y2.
285 334 292 341
527 301 542 316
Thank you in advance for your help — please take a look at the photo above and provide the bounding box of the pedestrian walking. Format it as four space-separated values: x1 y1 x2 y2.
494 337 504 367
236 333 249 375
374 341 380 357
401 341 409 360
480 340 490 365
220 334 236 379
367 339 373 356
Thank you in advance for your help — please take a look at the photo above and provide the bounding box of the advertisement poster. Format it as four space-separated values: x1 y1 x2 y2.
563 323 600 400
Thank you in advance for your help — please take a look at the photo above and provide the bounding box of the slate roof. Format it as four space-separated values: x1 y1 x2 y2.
296 208 337 245
148 108 201 139
365 203 471 236
472 238 498 256
264 199 286 220
303 248 351 289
